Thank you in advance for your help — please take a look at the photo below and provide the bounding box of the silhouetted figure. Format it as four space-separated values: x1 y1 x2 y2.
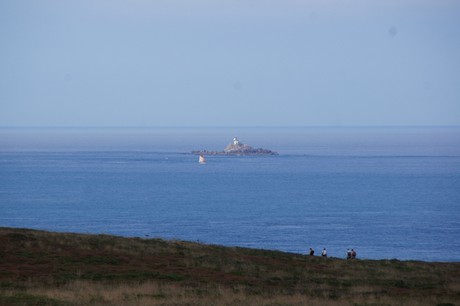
346 249 352 259
309 248 314 256
351 249 356 259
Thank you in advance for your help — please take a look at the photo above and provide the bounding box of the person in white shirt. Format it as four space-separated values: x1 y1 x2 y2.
321 248 327 257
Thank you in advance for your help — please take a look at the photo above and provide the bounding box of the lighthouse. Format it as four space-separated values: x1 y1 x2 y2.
233 137 240 146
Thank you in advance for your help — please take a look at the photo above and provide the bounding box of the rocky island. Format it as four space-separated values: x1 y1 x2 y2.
192 137 278 156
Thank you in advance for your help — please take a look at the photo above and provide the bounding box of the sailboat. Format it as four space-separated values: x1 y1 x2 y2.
198 154 206 164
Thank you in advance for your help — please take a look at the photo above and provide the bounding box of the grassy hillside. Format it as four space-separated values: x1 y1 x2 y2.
0 227 458 305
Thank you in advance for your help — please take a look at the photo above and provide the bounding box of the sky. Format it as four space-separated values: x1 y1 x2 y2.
1 0 459 127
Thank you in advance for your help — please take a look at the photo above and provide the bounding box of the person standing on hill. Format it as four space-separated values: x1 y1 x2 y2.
346 249 352 259
321 248 327 257
309 248 314 256
351 249 356 259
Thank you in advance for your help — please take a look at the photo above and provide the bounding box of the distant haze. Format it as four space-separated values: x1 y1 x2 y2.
1 0 459 127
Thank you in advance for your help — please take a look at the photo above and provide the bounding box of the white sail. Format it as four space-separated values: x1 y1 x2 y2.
199 155 206 164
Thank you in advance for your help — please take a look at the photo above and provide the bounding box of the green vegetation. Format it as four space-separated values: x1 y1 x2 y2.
1 227 459 305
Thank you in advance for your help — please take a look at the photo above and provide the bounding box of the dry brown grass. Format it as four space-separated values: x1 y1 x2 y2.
1 227 459 306
22 281 358 306
17 280 457 306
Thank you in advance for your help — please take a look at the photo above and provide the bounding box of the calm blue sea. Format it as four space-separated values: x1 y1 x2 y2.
1 127 459 261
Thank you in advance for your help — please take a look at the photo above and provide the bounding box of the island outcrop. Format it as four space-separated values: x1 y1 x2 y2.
192 137 278 156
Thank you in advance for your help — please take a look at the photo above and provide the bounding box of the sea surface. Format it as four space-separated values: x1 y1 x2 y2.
1 127 459 261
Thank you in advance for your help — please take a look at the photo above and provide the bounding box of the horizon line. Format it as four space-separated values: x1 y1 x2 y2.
1 125 460 129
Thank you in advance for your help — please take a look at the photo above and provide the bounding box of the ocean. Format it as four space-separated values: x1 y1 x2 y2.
1 127 459 261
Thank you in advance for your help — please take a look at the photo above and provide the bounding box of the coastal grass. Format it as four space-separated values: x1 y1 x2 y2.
1 227 459 305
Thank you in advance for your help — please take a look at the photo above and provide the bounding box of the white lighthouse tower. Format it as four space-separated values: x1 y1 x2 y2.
233 137 240 146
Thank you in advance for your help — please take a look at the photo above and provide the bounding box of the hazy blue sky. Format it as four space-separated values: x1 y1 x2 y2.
1 0 459 127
